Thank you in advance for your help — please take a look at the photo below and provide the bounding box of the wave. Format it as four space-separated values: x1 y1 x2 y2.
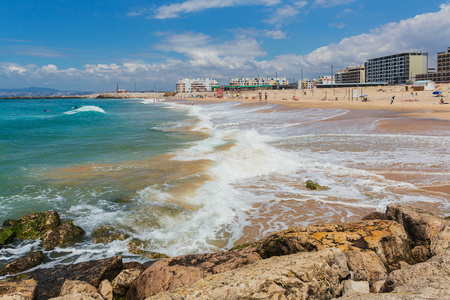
64 106 106 115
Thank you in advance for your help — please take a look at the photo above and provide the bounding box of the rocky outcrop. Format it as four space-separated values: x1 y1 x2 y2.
41 221 85 250
2 211 61 240
0 227 15 246
98 280 113 300
127 239 169 259
56 280 104 300
126 247 261 299
28 256 123 300
112 269 142 298
148 248 350 300
0 251 44 276
92 226 130 245
0 278 38 300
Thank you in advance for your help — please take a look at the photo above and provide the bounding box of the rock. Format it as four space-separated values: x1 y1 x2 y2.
92 226 130 244
123 262 148 272
98 280 113 300
42 221 85 250
342 280 370 296
386 204 446 249
28 256 122 300
0 251 44 276
0 279 38 300
305 180 323 190
127 239 168 259
126 247 261 299
147 248 350 300
48 293 102 300
361 212 388 221
372 280 385 293
59 280 103 300
430 221 450 256
344 251 387 287
0 227 15 246
111 269 142 297
10 211 61 240
256 220 413 271
410 245 430 263
382 249 450 297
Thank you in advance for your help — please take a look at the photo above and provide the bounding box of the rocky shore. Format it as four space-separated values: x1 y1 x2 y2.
1 204 449 299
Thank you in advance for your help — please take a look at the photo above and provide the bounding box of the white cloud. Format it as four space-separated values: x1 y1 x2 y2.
264 30 287 39
329 22 345 28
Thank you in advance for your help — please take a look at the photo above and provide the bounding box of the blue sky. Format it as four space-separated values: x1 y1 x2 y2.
1 0 450 91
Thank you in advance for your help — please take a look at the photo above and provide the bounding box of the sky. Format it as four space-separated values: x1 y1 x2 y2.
1 0 450 92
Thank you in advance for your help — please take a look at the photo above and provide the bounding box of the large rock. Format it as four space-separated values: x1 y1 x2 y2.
148 248 350 300
344 251 387 288
430 221 450 256
126 247 261 299
42 221 85 250
28 256 123 300
0 279 38 300
256 220 413 271
5 211 61 240
0 251 44 276
0 227 15 246
127 239 169 259
92 226 130 245
112 269 142 297
98 280 113 300
386 204 446 249
58 280 103 300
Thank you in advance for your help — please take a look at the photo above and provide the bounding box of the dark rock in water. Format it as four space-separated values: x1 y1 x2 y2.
127 238 169 259
0 226 15 246
361 211 388 220
42 221 85 250
0 251 44 276
92 225 130 244
0 278 38 299
123 261 148 272
305 179 323 190
10 211 61 240
126 247 261 299
28 255 123 300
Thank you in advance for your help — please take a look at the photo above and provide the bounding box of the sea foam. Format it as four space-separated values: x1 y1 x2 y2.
64 105 106 115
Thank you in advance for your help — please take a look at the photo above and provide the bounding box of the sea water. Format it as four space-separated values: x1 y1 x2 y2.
1 98 449 273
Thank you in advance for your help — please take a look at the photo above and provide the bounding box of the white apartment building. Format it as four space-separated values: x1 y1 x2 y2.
176 78 218 93
317 75 335 85
298 79 315 89
365 52 428 85
229 77 288 87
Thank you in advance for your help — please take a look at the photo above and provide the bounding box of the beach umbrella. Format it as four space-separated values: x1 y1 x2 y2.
432 91 442 94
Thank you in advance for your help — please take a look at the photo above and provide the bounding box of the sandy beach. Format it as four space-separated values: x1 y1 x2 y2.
174 84 450 120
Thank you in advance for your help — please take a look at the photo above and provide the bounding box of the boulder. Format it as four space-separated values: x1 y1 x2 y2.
0 251 44 276
42 221 85 250
48 293 102 300
147 248 350 300
8 211 61 240
256 220 413 271
344 251 387 288
127 239 169 259
342 280 370 296
430 221 450 256
111 269 142 297
123 262 148 272
98 280 113 300
386 204 446 249
58 280 103 300
92 226 130 244
126 247 261 299
28 256 122 300
0 227 15 246
0 279 38 300
361 212 388 221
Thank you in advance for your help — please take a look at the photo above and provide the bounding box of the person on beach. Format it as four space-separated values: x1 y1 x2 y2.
390 96 395 104
265 92 268 102
259 92 262 102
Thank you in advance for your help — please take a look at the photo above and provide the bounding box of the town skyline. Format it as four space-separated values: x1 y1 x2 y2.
1 0 450 92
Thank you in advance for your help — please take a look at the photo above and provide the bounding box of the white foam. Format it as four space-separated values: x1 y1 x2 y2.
64 106 106 115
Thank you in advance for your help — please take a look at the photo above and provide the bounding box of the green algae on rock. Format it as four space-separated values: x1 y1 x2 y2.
93 226 130 244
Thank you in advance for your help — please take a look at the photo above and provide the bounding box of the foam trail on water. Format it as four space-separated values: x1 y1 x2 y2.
64 106 106 115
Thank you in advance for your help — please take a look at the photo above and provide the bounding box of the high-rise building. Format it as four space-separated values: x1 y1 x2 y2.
176 78 218 93
365 52 428 85
416 47 450 83
335 65 365 84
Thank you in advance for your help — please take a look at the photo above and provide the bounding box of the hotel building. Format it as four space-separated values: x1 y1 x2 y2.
176 78 218 93
335 65 365 84
416 47 450 83
365 52 428 85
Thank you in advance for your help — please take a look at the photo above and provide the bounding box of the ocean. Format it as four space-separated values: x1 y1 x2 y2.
1 97 449 272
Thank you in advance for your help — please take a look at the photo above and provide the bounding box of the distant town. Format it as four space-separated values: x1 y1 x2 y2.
175 47 450 93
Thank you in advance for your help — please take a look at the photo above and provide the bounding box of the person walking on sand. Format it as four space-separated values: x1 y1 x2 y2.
259 92 262 102
390 96 395 105
265 92 268 102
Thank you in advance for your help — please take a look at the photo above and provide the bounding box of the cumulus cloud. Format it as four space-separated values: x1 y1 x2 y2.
265 1 308 25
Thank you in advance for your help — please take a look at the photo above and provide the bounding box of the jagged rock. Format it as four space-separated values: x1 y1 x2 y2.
123 262 148 272
362 212 388 221
58 280 103 300
148 248 350 300
0 251 44 276
42 221 85 250
92 226 130 244
381 249 450 297
127 239 169 259
431 221 450 256
256 220 413 271
386 204 446 249
98 280 113 300
342 280 370 296
305 180 323 190
126 247 261 299
0 227 15 246
48 293 102 300
7 211 61 240
28 256 122 300
344 251 387 288
0 279 38 300
111 269 142 297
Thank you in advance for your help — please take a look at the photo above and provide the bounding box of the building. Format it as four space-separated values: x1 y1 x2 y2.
298 79 316 89
317 75 335 85
176 78 218 93
335 65 365 84
365 52 428 85
229 77 288 88
416 47 450 83
413 80 436 91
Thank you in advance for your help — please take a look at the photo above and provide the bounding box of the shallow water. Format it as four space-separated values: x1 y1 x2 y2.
1 98 449 274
